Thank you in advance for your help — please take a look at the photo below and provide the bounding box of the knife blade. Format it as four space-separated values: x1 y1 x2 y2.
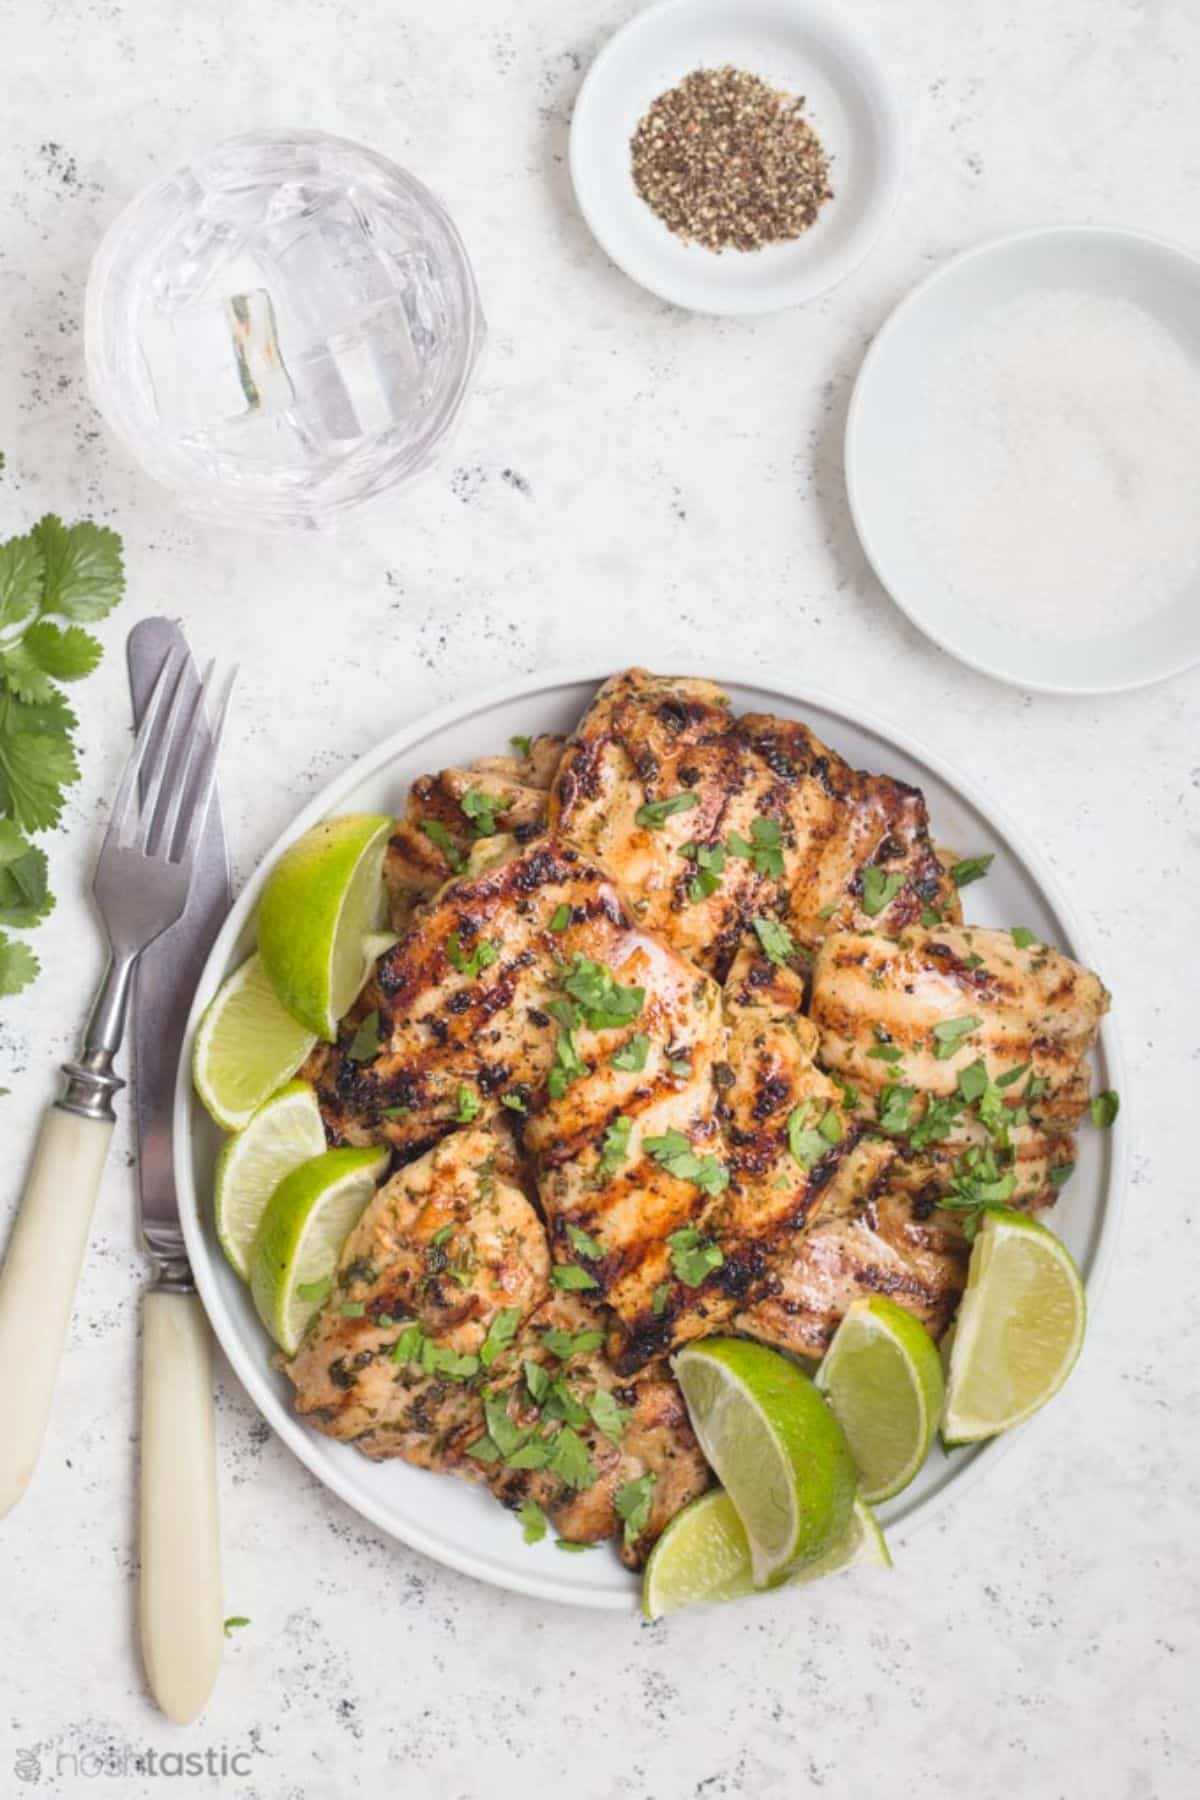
128 618 232 1276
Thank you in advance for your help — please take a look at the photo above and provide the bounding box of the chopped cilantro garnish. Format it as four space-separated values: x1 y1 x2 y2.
547 1008 587 1098
549 1426 596 1491
297 1277 331 1305
480 1306 523 1368
1089 1090 1119 1129
920 907 943 927
540 1325 604 1360
454 1083 480 1123
1048 1161 1075 1188
728 817 784 879
651 1283 670 1315
636 790 699 829
615 1472 657 1546
447 932 497 978
420 818 464 868
523 1359 551 1404
502 1092 527 1113
555 1538 599 1553
549 902 572 932
787 1101 841 1168
339 1301 365 1319
950 854 994 889
347 1009 382 1063
612 1032 649 1073
597 1115 632 1178
877 1085 916 1134
645 1128 729 1195
562 954 645 1030
937 1144 1017 1236
753 916 795 966
932 1015 981 1060
681 839 725 901
510 734 533 758
551 1262 600 1292
587 1388 632 1443
861 866 906 917
461 787 504 836
867 1044 903 1063
566 1221 604 1260
667 1225 724 1287
668 1057 691 1077
466 1436 501 1463
996 1062 1030 1089
518 1499 547 1543
1010 926 1038 948
956 1059 989 1104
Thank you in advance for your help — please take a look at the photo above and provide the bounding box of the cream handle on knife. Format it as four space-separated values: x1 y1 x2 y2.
0 1106 114 1518
139 1289 223 1725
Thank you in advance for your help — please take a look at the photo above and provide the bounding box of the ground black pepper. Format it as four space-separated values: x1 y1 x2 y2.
630 65 833 254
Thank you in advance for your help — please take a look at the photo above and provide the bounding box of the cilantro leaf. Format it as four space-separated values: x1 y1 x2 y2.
33 517 124 621
461 787 503 836
877 1085 916 1134
0 532 44 632
597 1114 632 1178
446 932 497 978
223 1616 251 1637
787 1102 838 1169
645 1128 729 1195
562 954 645 1030
652 1282 670 1315
479 1305 523 1368
611 1032 649 1073
551 1262 599 1291
666 1224 724 1287
0 932 39 995
346 1009 381 1063
8 621 103 696
549 1426 596 1491
518 1500 548 1544
1089 1090 1119 1129
454 1083 480 1123
615 1472 656 1546
510 734 533 758
753 916 795 966
1010 926 1038 949
566 1221 604 1260
0 714 79 833
950 854 994 889
539 1325 604 1360
419 818 464 869
635 791 699 829
861 866 906 917
587 1388 632 1443
0 820 52 927
931 1015 982 1060
549 902 572 932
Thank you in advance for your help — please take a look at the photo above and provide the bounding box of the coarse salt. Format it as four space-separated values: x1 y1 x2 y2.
901 290 1200 640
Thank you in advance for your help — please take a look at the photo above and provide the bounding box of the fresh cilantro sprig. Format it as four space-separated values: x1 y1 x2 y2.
0 514 125 997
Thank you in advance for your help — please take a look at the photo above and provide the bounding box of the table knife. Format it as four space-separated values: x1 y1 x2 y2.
129 618 232 1725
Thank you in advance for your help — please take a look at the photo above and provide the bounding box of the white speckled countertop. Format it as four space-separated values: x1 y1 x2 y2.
1 1 1198 1794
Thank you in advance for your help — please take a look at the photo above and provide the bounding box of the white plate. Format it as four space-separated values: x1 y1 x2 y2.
846 225 1200 693
568 0 902 315
175 666 1127 1610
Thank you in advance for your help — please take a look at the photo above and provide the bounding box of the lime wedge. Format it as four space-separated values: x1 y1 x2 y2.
673 1338 857 1586
257 814 392 1039
192 954 318 1132
251 1145 389 1354
816 1296 944 1502
942 1208 1086 1444
214 1081 327 1280
643 1491 889 1619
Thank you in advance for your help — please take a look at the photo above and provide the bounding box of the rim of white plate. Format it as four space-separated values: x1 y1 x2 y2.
175 661 1128 1609
844 222 1200 694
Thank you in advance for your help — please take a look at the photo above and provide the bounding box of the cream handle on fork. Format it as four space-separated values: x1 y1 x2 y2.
0 1105 114 1518
139 1289 223 1725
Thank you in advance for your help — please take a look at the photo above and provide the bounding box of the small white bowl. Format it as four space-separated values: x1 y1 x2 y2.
569 0 902 316
845 225 1200 694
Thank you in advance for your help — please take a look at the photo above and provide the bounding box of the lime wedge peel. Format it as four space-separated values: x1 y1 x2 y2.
642 1491 889 1620
192 954 318 1132
816 1296 945 1503
673 1338 858 1587
257 814 393 1040
942 1207 1086 1444
214 1081 327 1280
250 1146 389 1355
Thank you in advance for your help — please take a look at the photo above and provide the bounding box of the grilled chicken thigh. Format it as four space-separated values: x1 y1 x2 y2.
284 1129 708 1560
384 736 563 928
551 669 958 974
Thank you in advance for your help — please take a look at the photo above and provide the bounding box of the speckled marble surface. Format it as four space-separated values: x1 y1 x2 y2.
1 0 1198 1794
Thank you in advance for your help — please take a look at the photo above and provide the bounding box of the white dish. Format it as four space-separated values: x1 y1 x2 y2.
175 665 1127 1610
568 0 902 316
845 224 1200 694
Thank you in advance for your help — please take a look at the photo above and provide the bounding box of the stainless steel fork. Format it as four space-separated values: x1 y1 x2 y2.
0 647 235 1518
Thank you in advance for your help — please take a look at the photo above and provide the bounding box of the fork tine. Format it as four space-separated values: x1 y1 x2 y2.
155 660 215 861
134 654 200 854
172 664 237 867
103 649 183 852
